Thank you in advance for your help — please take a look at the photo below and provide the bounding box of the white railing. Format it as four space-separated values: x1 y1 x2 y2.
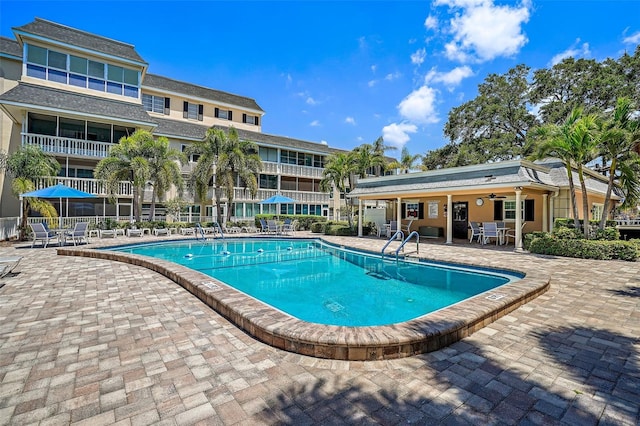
27 215 120 229
615 219 640 226
232 188 329 204
22 133 113 159
35 177 133 197
261 161 324 179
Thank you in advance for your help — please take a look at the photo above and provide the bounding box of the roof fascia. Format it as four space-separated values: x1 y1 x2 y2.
349 181 558 198
13 31 148 69
0 52 21 61
141 85 264 115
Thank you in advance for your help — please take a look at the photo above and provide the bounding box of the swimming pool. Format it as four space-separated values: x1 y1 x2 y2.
109 239 521 327
60 236 549 360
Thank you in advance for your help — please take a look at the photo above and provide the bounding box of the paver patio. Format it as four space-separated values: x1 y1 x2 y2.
0 233 638 425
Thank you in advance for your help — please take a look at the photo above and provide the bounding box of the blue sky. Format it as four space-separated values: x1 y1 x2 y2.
2 1 639 159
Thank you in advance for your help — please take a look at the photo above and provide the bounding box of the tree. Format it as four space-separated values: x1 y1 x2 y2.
186 127 226 223
95 129 154 223
215 127 262 222
431 64 537 168
387 147 422 174
4 145 60 239
596 97 640 228
352 143 386 179
320 152 356 227
532 108 597 236
371 136 395 176
147 137 185 221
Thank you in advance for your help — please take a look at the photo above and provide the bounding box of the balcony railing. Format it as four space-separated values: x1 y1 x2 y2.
36 177 133 197
261 161 324 179
23 133 113 159
232 188 329 204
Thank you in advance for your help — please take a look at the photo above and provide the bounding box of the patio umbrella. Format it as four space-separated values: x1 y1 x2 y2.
21 183 97 228
260 194 296 220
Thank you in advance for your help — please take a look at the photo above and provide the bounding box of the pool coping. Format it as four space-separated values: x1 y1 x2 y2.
57 238 550 361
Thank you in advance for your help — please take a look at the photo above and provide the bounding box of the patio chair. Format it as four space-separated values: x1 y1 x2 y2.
259 219 269 233
266 220 280 234
0 256 22 279
401 219 414 234
386 220 398 238
65 222 90 245
29 223 57 248
281 219 297 235
482 222 501 245
469 222 482 243
504 222 526 245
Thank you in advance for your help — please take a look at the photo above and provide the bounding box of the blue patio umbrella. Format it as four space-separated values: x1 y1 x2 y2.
22 183 96 227
260 194 296 219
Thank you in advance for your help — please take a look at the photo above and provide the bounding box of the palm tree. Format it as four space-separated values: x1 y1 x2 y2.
95 129 154 223
597 97 640 229
215 127 262 222
185 127 227 223
371 136 396 176
147 137 186 221
533 108 585 231
320 152 356 227
4 145 60 240
352 143 386 179
387 147 422 174
570 114 599 236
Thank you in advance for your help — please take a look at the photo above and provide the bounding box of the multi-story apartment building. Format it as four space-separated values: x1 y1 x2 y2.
0 18 343 223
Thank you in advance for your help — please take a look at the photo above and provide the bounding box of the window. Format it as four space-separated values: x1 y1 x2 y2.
280 150 298 165
184 102 203 120
592 204 603 221
59 117 85 139
313 155 325 168
28 113 56 136
259 147 278 162
215 108 232 120
142 94 167 114
403 202 423 219
281 176 297 191
495 199 534 221
242 114 259 125
87 121 111 142
24 43 140 98
181 144 200 162
259 174 277 189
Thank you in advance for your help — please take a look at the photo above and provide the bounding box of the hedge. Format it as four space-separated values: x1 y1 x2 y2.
528 235 639 261
255 214 326 231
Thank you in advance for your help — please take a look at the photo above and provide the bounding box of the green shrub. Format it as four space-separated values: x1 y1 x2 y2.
310 222 325 233
554 217 617 229
552 227 583 239
590 226 619 241
255 214 326 231
524 231 547 250
324 224 353 236
528 235 639 261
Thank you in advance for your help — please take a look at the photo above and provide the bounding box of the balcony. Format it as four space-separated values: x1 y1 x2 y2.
261 161 324 179
36 177 133 197
23 133 112 159
233 188 329 204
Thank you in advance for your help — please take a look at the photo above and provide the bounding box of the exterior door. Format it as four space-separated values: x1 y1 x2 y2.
452 202 468 239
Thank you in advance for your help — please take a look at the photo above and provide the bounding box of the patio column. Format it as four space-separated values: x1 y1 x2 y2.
358 198 363 237
396 197 402 230
446 194 453 244
514 187 524 252
542 193 549 232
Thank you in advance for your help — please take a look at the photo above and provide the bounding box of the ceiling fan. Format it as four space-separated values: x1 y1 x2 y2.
485 193 507 200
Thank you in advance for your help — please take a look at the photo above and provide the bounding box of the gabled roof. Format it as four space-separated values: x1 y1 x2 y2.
152 118 342 154
350 159 618 198
143 74 264 113
12 18 146 64
0 83 156 126
0 36 21 59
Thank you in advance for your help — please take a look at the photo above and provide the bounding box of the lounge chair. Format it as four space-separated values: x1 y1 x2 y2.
65 222 90 245
469 221 482 243
99 229 117 238
127 228 143 237
180 227 195 235
153 228 170 236
0 256 22 279
29 223 57 248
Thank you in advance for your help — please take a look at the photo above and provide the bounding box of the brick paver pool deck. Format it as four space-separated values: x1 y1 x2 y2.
0 233 638 425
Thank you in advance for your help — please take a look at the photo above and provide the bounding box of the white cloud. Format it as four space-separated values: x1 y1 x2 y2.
306 97 317 106
368 80 378 87
345 116 356 125
436 0 531 63
424 66 474 88
411 48 426 65
320 140 328 145
310 120 321 127
371 64 377 73
397 86 439 124
385 72 402 81
382 123 418 149
549 39 591 66
425 15 438 30
623 31 640 44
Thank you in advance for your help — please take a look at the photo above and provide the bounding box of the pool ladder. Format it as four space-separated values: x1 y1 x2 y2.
196 222 224 241
381 230 420 260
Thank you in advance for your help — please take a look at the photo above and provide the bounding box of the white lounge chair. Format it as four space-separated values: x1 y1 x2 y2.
29 223 57 248
153 228 170 236
65 222 90 245
127 228 143 237
0 256 22 279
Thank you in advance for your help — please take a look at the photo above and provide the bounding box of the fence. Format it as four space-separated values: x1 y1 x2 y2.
0 217 19 240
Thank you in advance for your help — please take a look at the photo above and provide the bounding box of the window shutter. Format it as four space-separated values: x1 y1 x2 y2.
214 107 219 118
493 200 503 220
228 111 233 121
164 97 170 115
255 116 259 126
524 199 535 221
183 101 188 119
198 104 204 121
402 203 406 218
242 113 247 123
418 202 424 219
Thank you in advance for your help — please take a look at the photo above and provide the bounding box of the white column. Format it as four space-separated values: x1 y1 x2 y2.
542 193 549 232
515 187 523 252
358 198 363 237
446 194 453 244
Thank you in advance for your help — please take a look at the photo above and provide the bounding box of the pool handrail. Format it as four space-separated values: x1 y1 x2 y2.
395 231 420 258
381 230 404 258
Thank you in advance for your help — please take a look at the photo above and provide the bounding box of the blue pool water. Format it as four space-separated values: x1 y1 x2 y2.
110 239 522 326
